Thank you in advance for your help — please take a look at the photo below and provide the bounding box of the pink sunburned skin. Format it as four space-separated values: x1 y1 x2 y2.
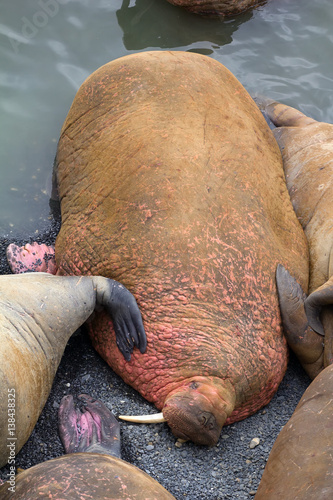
6 242 57 274
60 396 103 453
78 409 102 446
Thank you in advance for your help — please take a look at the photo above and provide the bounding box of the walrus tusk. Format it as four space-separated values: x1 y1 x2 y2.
118 412 166 423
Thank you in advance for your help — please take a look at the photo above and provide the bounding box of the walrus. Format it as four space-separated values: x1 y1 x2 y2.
255 363 333 499
0 272 146 468
165 0 267 17
6 51 309 446
257 99 333 378
0 394 175 499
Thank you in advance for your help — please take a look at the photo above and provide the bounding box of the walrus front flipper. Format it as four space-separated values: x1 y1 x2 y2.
6 242 57 274
59 394 121 458
92 277 147 361
276 265 324 379
255 98 318 164
256 98 316 129
305 277 333 368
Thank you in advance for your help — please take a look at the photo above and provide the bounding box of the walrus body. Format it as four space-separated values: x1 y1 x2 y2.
0 273 145 467
255 363 333 499
0 454 175 500
7 52 309 445
165 0 266 17
259 100 333 378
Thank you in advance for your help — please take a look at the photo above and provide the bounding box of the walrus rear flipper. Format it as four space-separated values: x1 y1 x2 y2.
322 308 333 367
6 242 57 274
276 265 324 379
59 394 121 458
255 97 316 129
305 277 333 368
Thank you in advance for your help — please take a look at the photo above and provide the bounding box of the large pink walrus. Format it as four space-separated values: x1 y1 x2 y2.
7 52 309 446
259 99 333 379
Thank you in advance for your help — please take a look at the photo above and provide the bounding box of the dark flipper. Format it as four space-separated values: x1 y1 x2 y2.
322 307 333 367
58 394 121 458
93 277 147 361
276 264 308 337
305 277 333 334
276 265 324 379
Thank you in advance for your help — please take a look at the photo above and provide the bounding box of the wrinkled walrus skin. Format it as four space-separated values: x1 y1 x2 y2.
0 273 145 467
0 454 175 500
46 51 310 446
165 0 267 17
255 363 333 499
259 99 333 378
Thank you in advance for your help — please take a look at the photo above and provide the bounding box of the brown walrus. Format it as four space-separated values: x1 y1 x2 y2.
258 99 333 379
255 363 333 499
165 0 267 17
0 272 145 467
6 51 309 446
0 394 175 499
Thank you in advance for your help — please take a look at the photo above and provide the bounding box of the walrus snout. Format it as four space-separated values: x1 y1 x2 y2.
199 412 217 430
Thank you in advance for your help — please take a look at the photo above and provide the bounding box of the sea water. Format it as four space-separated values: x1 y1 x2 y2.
0 0 332 235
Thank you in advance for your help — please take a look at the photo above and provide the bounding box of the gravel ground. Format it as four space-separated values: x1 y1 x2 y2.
0 222 311 499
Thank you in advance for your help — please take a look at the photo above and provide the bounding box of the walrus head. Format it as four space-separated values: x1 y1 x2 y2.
162 377 236 445
120 377 236 446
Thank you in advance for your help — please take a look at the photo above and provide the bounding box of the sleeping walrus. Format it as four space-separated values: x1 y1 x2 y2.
7 51 310 445
258 99 333 378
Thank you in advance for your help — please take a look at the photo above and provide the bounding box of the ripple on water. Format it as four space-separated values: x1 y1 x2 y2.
0 0 333 234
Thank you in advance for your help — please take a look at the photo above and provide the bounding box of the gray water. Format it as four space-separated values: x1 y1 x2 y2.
0 0 332 235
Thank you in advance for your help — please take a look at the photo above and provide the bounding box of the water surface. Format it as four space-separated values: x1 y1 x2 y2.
1 0 332 235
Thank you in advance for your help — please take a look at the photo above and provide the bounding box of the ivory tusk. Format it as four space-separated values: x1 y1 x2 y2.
118 412 166 423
